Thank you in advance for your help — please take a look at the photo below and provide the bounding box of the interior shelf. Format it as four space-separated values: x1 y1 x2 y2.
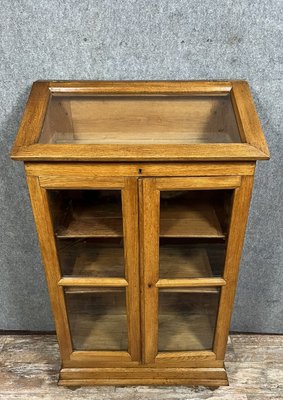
159 244 225 278
160 198 225 238
55 198 225 239
56 202 123 238
57 240 124 277
160 246 212 278
57 243 225 283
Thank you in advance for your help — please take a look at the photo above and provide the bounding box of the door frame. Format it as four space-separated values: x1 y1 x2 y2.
140 175 253 365
26 171 141 367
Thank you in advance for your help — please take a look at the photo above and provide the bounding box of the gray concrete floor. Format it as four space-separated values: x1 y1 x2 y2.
0 334 282 399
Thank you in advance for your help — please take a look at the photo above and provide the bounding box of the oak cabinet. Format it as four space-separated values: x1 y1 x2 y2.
11 81 269 386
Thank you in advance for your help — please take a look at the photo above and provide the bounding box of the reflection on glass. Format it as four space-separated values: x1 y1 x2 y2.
65 288 128 351
39 94 241 144
158 289 220 351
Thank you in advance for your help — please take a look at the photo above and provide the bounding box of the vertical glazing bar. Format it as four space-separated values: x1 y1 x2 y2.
141 178 160 363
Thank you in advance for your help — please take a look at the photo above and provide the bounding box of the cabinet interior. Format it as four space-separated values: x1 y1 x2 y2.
49 189 232 238
39 94 241 145
158 289 220 351
57 239 125 277
48 189 231 280
159 243 226 278
47 186 232 353
65 288 128 351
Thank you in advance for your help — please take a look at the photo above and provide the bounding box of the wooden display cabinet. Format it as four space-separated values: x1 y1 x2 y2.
11 81 269 386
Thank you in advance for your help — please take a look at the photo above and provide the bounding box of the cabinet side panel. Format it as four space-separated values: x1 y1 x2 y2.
25 174 73 361
213 175 254 358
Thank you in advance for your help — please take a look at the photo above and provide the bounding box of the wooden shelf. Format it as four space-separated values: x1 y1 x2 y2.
57 219 122 238
58 241 124 277
160 199 224 238
56 197 224 239
58 242 224 280
56 202 123 238
159 244 225 279
160 246 212 278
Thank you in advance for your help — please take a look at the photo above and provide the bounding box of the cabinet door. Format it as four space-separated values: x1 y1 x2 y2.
26 174 140 366
140 176 253 364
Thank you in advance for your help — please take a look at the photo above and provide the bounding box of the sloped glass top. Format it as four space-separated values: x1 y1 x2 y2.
39 94 241 144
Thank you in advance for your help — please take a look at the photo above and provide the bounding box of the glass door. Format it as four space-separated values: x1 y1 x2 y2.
141 176 241 364
45 177 140 364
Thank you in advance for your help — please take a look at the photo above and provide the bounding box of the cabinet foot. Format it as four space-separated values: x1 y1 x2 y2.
65 386 81 391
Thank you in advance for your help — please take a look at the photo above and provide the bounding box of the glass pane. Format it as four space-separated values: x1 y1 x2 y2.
39 94 241 144
159 243 226 278
57 239 124 277
158 289 220 351
65 288 128 351
160 190 232 239
49 189 123 238
48 190 124 277
159 190 232 278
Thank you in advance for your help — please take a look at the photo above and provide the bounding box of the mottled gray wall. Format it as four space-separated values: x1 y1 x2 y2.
0 0 282 332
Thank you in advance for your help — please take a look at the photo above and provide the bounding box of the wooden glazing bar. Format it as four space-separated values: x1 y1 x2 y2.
156 278 226 288
58 277 128 287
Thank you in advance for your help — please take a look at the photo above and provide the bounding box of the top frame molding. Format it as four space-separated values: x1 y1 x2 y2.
10 80 269 162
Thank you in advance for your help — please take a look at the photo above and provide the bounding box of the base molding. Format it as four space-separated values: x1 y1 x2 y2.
59 366 228 387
